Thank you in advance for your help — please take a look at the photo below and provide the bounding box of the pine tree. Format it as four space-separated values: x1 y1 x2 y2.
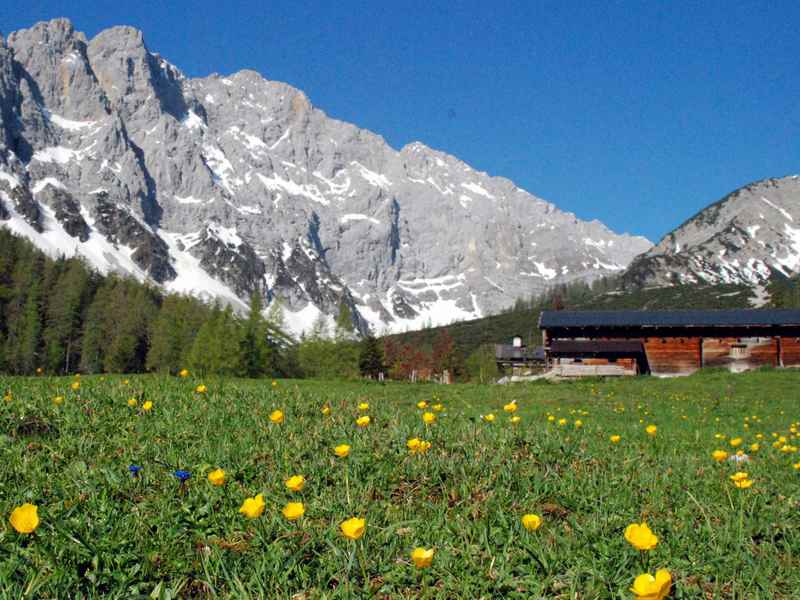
240 292 271 378
358 334 385 378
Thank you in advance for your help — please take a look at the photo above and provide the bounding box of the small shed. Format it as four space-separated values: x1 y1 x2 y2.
539 308 800 376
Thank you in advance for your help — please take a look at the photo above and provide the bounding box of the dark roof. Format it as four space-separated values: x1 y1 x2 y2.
539 309 800 329
549 340 644 355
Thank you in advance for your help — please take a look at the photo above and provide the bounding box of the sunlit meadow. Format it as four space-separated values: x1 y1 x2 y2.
1 369 799 598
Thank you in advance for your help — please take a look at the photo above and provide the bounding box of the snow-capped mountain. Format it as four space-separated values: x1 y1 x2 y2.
0 19 651 335
621 176 800 297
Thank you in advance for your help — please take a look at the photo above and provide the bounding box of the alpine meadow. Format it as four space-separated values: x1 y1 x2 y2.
2 6 800 600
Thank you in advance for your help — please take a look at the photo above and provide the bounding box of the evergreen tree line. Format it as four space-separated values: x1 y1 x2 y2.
0 230 293 377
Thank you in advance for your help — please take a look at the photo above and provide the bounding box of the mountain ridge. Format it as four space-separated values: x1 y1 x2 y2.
0 18 652 335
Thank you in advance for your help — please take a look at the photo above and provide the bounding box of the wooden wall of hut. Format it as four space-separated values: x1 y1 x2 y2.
643 337 701 375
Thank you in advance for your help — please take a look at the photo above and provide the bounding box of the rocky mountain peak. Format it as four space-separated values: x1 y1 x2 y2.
0 18 653 336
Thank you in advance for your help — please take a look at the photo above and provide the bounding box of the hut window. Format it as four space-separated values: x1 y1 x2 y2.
730 345 748 359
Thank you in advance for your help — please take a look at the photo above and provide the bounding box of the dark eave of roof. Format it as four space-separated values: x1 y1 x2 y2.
539 309 800 329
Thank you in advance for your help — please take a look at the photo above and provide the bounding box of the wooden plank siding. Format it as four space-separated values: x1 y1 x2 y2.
702 337 778 371
780 336 800 367
642 337 701 375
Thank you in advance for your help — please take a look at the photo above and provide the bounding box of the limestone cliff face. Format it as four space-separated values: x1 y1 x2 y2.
0 18 651 334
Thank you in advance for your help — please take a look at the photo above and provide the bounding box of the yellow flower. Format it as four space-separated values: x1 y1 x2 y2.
53 396 64 406
484 414 496 423
407 438 422 452
749 443 759 453
195 384 207 394
270 410 284 424
356 415 371 427
271 380 278 388
510 415 521 424
574 419 583 428
410 547 435 568
282 502 305 521
122 379 129 385
208 468 225 486
239 494 266 518
610 435 621 443
179 368 189 378
432 403 444 412
9 503 39 534
729 437 742 447
418 440 432 453
417 401 428 409
624 522 658 551
547 415 555 422
793 462 800 470
521 514 542 531
321 405 331 415
334 444 351 458
422 412 436 424
340 517 366 540
712 450 728 462
730 472 753 489
71 381 80 391
630 569 672 600
142 401 153 412
285 475 305 492
358 402 369 411
3 391 11 402
557 418 567 426
503 402 517 413
127 398 137 407
645 425 657 436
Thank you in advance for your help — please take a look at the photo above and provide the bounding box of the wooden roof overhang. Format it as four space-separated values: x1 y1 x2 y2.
548 340 645 358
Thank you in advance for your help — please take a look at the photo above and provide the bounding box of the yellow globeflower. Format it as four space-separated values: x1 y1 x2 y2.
793 462 800 470
503 402 517 413
239 494 266 518
321 405 331 416
270 410 284 424
557 418 567 426
208 468 226 486
422 412 436 424
749 443 759 453
356 415 371 427
418 440 432 453
730 472 753 489
610 435 621 443
645 425 657 436
432 403 444 412
712 450 728 462
521 514 542 531
53 396 64 406
340 517 366 540
142 401 153 412
510 415 521 424
271 380 278 388
574 419 583 428
285 475 305 492
410 547 435 568
195 384 207 394
9 503 39 534
407 438 422 453
417 401 428 409
484 414 496 423
127 398 137 407
71 381 80 391
358 402 370 411
179 368 189 378
547 415 555 422
334 444 351 458
630 569 672 600
729 437 743 448
624 522 658 551
282 502 305 521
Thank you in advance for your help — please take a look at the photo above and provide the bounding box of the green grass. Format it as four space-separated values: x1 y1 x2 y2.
0 370 799 598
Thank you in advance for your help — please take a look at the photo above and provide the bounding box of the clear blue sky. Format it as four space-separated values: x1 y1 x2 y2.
2 1 799 243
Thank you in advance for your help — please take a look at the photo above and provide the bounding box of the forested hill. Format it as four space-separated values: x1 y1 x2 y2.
0 229 291 376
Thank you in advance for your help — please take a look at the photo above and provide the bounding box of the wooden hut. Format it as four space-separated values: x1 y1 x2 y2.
539 309 800 376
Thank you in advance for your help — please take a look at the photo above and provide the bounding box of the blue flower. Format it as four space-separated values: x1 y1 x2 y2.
128 465 142 477
174 470 191 482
